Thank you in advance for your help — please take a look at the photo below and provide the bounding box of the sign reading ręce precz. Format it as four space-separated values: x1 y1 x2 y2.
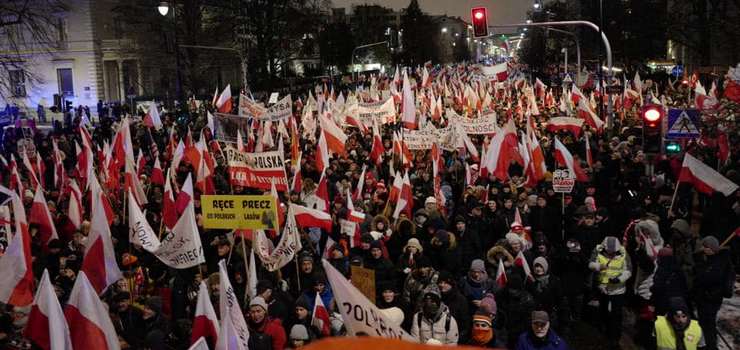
201 195 278 230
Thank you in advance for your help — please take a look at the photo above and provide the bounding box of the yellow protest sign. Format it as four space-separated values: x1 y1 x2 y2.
201 195 278 230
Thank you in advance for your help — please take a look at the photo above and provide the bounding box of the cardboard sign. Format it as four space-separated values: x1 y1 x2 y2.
552 169 575 193
351 265 376 304
201 195 279 230
226 146 288 190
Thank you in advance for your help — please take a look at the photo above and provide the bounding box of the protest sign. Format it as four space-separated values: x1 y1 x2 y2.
226 147 288 191
324 260 414 341
350 266 376 304
402 128 435 150
239 94 292 122
201 195 278 230
357 98 396 125
449 111 498 134
552 169 575 193
253 213 302 271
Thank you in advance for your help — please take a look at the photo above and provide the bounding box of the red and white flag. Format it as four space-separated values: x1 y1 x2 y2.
22 152 40 189
679 153 738 196
401 70 417 129
320 112 347 155
24 269 73 350
29 186 58 247
67 180 84 229
480 118 518 181
585 132 594 168
553 137 589 182
514 250 534 282
369 120 384 165
545 117 584 137
290 152 303 193
392 171 413 219
486 62 509 81
162 168 178 229
315 131 330 173
311 292 331 336
64 271 120 350
216 84 233 114
315 169 330 212
0 194 34 306
215 260 250 350
52 139 66 191
191 281 219 347
150 157 165 186
81 189 123 294
495 259 507 288
125 156 148 206
352 165 367 201
143 102 163 130
291 203 332 232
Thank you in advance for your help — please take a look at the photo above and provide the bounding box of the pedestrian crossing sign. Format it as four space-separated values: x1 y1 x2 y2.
665 108 701 139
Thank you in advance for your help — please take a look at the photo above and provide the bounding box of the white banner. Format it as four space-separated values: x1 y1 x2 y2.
239 94 292 122
322 259 416 341
253 213 302 271
154 200 205 269
127 192 161 253
339 218 357 238
449 111 498 134
357 98 396 125
402 128 436 150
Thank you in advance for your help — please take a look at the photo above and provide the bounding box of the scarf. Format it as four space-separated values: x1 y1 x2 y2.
471 327 493 345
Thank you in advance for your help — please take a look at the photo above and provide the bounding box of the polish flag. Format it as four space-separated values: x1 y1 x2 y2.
136 150 146 177
401 70 417 129
315 132 330 173
24 269 73 350
495 259 507 288
353 165 367 201
480 118 518 181
22 152 40 189
553 137 589 182
679 153 738 196
271 179 285 230
514 251 533 282
525 117 546 183
67 180 84 229
8 155 24 195
236 129 246 152
320 112 347 155
143 102 163 130
311 292 331 336
64 272 120 350
461 131 480 162
162 169 178 229
0 194 34 306
546 117 584 137
534 78 547 99
150 157 165 186
89 175 114 226
35 152 46 189
389 171 403 203
346 188 365 223
175 174 194 216
81 190 123 294
488 62 509 82
215 260 250 350
171 139 185 171
216 84 233 114
369 120 384 165
52 139 66 191
29 186 58 247
585 132 594 168
315 170 330 212
576 98 604 131
291 203 332 232
392 171 413 219
694 81 718 110
191 281 219 347
125 156 148 206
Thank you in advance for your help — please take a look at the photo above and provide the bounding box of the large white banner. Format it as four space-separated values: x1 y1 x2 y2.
449 111 498 134
322 259 416 341
239 94 292 122
253 213 302 272
154 199 205 269
357 98 396 125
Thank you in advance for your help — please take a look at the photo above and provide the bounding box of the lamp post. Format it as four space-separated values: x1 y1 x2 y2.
158 1 183 109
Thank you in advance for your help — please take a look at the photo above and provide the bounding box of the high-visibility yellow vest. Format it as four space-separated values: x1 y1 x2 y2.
597 253 626 284
655 316 702 350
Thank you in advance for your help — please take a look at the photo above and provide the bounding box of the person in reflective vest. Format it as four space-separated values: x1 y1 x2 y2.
654 297 704 350
588 236 632 350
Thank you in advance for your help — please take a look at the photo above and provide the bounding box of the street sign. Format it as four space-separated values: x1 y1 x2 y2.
605 85 623 94
671 65 684 78
552 169 575 193
665 108 701 139
563 74 573 83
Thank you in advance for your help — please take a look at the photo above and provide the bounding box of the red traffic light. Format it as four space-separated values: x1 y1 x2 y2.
641 104 664 128
471 7 488 38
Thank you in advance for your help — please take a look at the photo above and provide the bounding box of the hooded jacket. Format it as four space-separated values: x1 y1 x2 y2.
588 237 632 295
410 286 459 345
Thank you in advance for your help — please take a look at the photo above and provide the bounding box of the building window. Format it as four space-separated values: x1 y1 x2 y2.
9 70 26 97
56 17 67 42
57 68 74 96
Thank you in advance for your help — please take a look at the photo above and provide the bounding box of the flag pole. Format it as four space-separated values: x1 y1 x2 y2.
241 236 251 305
668 179 681 216
719 227 739 248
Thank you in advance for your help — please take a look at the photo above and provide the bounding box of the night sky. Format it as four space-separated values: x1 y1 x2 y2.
331 0 531 25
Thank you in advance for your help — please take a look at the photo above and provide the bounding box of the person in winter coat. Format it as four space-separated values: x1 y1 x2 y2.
398 238 424 279
570 210 603 259
588 236 632 350
364 240 397 297
402 256 440 312
481 200 508 250
458 259 496 312
691 236 734 350
410 285 459 345
468 310 499 348
553 238 588 328
528 257 566 331
529 195 560 244
141 296 171 349
301 272 334 313
426 229 462 276
486 244 515 282
499 273 536 349
386 218 416 260
668 219 695 288
283 296 324 341
650 248 689 317
453 215 482 270
515 311 570 350
248 296 287 350
437 270 471 343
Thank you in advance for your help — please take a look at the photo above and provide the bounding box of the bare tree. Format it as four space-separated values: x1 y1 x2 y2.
0 0 69 101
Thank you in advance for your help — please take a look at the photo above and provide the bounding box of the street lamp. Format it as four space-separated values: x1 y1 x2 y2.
441 27 448 33
157 2 170 16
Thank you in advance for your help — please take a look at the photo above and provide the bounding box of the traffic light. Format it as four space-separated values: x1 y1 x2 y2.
471 7 488 38
641 104 664 153
665 142 681 154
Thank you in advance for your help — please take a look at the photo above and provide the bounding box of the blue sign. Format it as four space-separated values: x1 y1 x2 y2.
671 65 684 78
666 108 700 139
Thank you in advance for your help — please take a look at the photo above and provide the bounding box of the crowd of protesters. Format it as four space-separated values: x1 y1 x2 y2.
0 62 738 350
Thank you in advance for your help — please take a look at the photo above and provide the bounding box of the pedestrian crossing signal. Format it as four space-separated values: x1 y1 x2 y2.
665 142 681 154
641 104 664 154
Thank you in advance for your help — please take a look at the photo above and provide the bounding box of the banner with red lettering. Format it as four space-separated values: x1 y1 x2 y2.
226 147 288 191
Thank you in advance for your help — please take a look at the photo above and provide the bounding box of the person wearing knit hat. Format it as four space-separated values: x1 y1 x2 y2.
530 256 566 332
469 310 496 347
289 324 311 348
404 238 423 254
410 284 459 345
248 295 287 350
515 310 569 350
654 297 704 350
692 234 733 350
